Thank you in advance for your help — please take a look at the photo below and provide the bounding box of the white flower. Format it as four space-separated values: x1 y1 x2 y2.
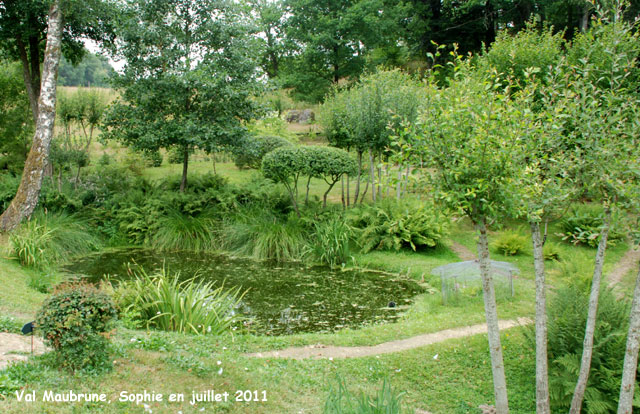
130 338 137 342
433 354 439 360
218 367 223 375
207 326 211 333
222 346 227 350
217 360 222 365
156 311 161 315
328 357 333 361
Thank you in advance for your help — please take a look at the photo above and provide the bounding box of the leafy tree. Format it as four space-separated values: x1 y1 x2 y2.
321 69 425 205
0 61 34 174
103 0 260 192
248 0 288 79
415 60 529 413
58 52 115 87
0 0 118 122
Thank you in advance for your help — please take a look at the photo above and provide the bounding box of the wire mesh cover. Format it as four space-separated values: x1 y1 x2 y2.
431 260 520 282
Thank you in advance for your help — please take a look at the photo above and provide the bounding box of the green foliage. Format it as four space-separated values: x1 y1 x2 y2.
151 210 217 252
324 375 406 414
0 61 33 174
163 354 211 377
113 267 244 335
142 150 163 167
0 315 21 334
220 206 308 262
543 241 562 261
167 147 185 164
233 135 293 169
491 232 528 256
9 212 102 270
321 69 425 153
480 22 564 86
537 285 631 413
36 282 117 372
58 53 115 87
558 204 625 248
309 216 353 267
348 199 450 253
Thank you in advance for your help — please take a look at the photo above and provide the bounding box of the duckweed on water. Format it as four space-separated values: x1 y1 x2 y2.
66 249 425 335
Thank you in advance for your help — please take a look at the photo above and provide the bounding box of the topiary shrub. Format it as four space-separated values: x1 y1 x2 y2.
558 204 626 248
491 231 528 256
36 282 117 372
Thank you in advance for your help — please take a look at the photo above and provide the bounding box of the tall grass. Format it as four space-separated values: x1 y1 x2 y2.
310 217 353 267
151 210 217 251
9 211 101 270
324 375 406 414
114 267 245 335
220 207 308 261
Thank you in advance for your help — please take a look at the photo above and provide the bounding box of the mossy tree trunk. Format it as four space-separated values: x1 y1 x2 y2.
0 0 63 232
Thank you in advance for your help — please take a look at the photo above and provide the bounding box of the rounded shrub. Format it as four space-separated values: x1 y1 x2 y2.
491 231 528 256
234 135 292 169
36 282 117 372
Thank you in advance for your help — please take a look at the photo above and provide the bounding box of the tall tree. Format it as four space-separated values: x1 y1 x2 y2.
0 0 117 123
0 0 63 231
103 0 260 192
248 0 287 79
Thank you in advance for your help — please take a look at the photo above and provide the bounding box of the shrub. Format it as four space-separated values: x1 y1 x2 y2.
220 207 308 261
303 146 357 207
36 282 117 372
529 285 630 413
309 217 353 267
233 135 292 169
167 147 186 164
348 199 449 253
9 212 102 270
0 315 21 334
491 232 528 256
324 375 406 414
114 267 244 335
543 241 562 261
558 204 625 248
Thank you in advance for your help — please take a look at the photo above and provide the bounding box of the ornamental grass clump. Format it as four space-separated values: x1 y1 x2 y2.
115 267 244 335
36 282 117 373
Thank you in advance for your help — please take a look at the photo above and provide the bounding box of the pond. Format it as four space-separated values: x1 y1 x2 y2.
66 249 425 336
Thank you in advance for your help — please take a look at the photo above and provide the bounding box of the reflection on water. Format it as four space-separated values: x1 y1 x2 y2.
66 248 424 335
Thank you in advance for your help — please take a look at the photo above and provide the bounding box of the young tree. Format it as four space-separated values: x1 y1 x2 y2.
416 63 526 414
303 146 357 207
0 0 63 231
261 146 307 216
103 0 260 192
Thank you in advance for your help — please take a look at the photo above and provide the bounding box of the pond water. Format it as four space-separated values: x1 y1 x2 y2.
66 249 425 335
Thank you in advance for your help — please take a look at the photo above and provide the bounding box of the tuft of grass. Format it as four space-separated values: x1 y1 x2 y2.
491 231 528 256
151 210 217 251
220 207 308 261
309 216 353 267
9 211 101 270
114 267 245 335
324 375 406 414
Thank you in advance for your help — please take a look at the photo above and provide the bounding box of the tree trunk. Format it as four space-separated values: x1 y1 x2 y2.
341 176 345 209
396 166 402 200
323 180 338 208
180 147 189 192
530 221 551 414
360 176 369 204
377 153 382 200
16 36 39 123
353 151 362 205
346 174 350 207
305 176 312 205
369 149 376 202
477 219 510 414
0 0 63 232
570 208 611 414
618 264 640 414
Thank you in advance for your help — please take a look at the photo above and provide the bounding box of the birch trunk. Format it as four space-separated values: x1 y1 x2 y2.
617 263 640 414
530 221 551 414
0 0 63 232
477 220 510 414
570 208 611 414
353 151 362 205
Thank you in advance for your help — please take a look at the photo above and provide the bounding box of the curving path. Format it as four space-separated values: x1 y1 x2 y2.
247 318 532 360
607 246 640 290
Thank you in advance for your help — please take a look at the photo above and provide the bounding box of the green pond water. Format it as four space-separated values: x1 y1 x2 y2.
66 249 425 335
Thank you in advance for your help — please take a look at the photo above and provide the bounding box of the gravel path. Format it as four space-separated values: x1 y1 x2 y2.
0 332 47 370
248 317 532 360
